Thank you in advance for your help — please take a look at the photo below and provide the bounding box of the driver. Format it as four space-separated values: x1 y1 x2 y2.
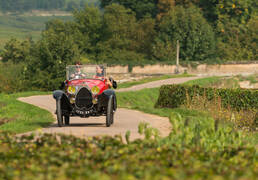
70 62 86 79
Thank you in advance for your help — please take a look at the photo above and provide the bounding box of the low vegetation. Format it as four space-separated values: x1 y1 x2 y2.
0 92 53 133
156 84 258 110
0 111 257 179
183 76 240 88
237 74 258 84
117 74 193 89
156 84 257 130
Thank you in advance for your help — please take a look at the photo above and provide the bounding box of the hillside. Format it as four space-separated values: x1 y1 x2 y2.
0 14 73 50
0 0 99 12
0 0 98 50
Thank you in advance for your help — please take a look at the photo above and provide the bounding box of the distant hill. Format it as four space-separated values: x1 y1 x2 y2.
0 15 73 50
0 0 99 13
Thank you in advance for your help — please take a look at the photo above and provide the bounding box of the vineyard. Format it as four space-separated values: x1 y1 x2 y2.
0 113 257 180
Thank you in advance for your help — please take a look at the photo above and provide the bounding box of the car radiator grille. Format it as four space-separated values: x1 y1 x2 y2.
75 87 93 109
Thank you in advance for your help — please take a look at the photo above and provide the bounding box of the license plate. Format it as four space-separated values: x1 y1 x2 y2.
76 110 91 115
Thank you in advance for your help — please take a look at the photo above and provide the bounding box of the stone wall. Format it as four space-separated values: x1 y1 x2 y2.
107 63 258 76
187 64 258 76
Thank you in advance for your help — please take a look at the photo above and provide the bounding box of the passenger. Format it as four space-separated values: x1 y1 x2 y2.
94 65 112 87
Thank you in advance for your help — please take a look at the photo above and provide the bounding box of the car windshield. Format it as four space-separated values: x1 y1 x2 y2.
66 65 106 80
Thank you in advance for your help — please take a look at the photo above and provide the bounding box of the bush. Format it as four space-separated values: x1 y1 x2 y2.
0 62 27 93
155 84 258 111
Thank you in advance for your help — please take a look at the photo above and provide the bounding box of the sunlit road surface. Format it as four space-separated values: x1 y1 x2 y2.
19 77 201 141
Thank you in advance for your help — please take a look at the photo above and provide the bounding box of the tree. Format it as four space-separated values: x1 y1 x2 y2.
2 39 31 64
73 6 102 56
156 6 216 61
157 0 175 21
215 0 257 61
134 17 156 57
100 0 159 19
26 19 80 90
96 4 145 64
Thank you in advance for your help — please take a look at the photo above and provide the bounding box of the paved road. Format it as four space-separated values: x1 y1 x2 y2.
19 77 200 141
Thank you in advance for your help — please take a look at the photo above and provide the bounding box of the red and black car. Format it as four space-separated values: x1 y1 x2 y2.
53 65 117 127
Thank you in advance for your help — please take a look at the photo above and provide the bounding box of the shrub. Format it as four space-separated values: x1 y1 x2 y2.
156 84 258 111
0 62 27 93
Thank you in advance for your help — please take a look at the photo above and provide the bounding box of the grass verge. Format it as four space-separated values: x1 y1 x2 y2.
183 76 240 88
117 74 193 89
0 91 53 133
117 87 211 125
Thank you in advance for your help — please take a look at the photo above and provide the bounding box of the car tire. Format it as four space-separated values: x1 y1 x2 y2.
64 116 70 125
56 99 63 127
106 96 114 127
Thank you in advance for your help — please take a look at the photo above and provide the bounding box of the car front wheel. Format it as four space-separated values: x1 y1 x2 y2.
106 96 114 127
56 99 63 127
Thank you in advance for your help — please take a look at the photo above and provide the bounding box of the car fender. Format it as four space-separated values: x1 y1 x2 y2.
98 89 117 110
53 90 65 100
53 90 72 111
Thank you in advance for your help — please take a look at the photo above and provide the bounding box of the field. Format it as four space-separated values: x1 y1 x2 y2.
0 15 73 49
0 76 257 179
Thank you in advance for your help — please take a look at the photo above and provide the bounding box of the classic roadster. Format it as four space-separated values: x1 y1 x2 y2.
53 65 117 127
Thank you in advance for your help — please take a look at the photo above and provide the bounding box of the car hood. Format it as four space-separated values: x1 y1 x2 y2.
69 79 105 89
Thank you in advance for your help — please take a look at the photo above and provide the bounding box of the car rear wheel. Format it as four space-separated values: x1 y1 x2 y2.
64 116 70 125
106 96 114 127
56 99 63 127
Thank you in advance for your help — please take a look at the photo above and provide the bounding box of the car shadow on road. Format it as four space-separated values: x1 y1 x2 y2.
49 123 105 128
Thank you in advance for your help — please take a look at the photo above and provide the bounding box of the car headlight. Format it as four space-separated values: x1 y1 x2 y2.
91 86 100 95
68 86 76 94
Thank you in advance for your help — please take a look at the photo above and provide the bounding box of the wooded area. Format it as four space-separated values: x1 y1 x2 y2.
0 0 257 92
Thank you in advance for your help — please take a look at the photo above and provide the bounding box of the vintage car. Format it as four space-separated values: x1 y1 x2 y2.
53 65 117 127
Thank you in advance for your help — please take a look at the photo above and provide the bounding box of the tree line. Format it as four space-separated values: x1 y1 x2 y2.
0 0 257 92
0 0 98 12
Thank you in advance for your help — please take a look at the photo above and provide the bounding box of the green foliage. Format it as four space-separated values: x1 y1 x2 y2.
25 19 80 90
1 1 257 92
215 0 257 61
0 92 53 133
155 84 258 111
96 4 148 64
0 119 256 179
156 5 216 61
0 62 27 93
100 0 159 19
73 6 102 55
183 76 223 87
2 38 31 63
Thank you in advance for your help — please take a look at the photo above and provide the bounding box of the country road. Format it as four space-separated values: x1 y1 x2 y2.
19 76 200 140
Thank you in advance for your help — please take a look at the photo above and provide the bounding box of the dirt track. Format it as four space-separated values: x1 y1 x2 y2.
19 77 200 140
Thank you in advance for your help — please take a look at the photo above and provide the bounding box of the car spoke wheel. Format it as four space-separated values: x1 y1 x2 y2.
106 96 114 127
64 116 70 125
56 99 63 127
